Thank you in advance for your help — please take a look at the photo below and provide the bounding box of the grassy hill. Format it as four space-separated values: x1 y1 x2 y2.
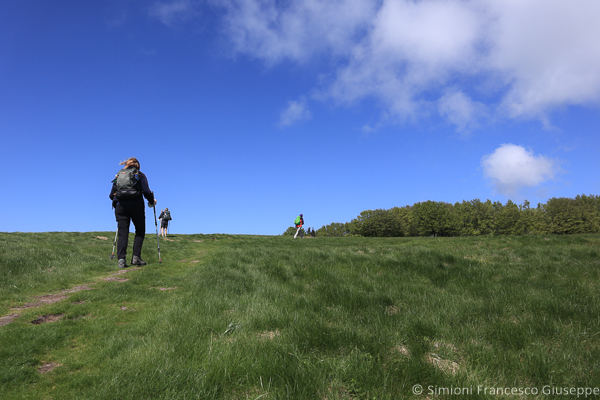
1 232 599 399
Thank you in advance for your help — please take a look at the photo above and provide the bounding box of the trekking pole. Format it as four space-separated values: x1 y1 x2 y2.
110 229 118 259
152 204 162 263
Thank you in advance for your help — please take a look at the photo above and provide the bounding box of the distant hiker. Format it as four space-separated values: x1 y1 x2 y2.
109 157 157 268
294 214 304 239
158 208 172 237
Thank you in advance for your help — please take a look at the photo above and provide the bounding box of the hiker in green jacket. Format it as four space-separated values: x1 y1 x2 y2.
294 214 304 239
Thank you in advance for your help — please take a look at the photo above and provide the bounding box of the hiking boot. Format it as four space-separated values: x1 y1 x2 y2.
118 259 128 269
131 255 147 266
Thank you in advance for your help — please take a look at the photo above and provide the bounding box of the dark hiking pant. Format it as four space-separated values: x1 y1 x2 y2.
115 201 145 261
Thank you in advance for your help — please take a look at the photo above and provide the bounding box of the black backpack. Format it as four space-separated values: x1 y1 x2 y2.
112 168 140 199
164 210 172 220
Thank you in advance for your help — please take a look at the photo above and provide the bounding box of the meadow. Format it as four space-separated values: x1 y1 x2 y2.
0 232 599 399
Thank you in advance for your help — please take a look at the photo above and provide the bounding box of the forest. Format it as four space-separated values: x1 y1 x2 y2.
288 194 600 237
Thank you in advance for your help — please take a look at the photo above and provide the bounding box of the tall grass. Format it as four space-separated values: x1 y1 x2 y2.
1 233 599 399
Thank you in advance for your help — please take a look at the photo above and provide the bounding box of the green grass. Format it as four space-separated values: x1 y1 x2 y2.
1 232 599 399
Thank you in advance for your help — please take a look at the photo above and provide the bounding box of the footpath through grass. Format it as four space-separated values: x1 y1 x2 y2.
1 232 599 399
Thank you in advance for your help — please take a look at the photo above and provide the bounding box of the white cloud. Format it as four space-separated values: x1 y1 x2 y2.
327 0 484 122
279 98 311 127
487 0 600 118
481 144 560 197
209 0 600 130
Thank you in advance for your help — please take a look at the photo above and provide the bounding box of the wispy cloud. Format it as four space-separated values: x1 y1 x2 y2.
215 0 376 64
279 98 311 127
149 0 199 26
438 90 487 134
481 144 560 197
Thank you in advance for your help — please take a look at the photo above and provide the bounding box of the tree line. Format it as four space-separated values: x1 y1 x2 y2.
310 194 600 237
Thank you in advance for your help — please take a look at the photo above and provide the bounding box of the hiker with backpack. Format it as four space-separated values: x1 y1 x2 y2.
109 157 157 268
158 208 172 237
294 214 305 239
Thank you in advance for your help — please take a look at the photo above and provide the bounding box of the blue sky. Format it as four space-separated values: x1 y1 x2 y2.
2 0 599 235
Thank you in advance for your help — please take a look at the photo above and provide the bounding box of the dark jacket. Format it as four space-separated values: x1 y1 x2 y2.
109 168 155 207
159 211 172 220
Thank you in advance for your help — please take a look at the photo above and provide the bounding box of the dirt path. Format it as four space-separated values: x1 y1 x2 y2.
0 267 142 327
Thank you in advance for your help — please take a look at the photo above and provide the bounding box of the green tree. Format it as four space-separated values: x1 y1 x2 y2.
390 206 414 237
511 200 545 234
453 200 477 236
575 194 600 233
282 226 296 236
349 208 410 237
412 201 455 237
544 197 585 234
495 200 520 235
532 202 550 234
470 199 496 235
316 222 349 237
